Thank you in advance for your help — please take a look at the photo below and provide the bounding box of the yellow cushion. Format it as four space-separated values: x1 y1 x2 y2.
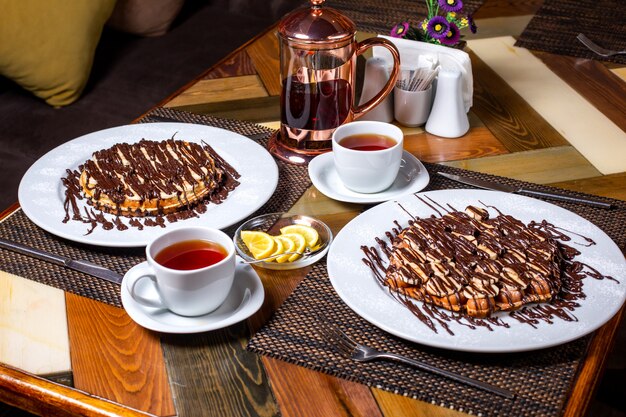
0 0 117 107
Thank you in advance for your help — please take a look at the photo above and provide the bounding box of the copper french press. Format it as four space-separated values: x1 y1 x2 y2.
268 0 401 164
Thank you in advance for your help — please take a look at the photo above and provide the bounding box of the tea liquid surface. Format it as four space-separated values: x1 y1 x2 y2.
338 134 396 151
155 239 227 271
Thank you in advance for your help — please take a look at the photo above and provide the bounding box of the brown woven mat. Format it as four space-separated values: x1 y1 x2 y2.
0 108 312 308
248 162 626 417
328 0 484 35
516 0 626 65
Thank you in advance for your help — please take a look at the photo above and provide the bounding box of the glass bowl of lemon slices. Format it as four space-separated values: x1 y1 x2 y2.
234 213 333 270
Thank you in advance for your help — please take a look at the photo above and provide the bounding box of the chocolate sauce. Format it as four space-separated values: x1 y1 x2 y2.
530 220 596 247
129 218 144 230
361 197 619 335
61 138 241 234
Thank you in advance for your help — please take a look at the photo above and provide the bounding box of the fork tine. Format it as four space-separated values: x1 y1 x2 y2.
318 320 348 346
333 331 357 354
317 320 357 357
577 34 595 49
577 33 611 56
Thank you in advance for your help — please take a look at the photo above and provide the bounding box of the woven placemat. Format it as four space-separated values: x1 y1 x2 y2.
248 162 626 417
0 108 312 308
328 0 484 35
516 0 626 65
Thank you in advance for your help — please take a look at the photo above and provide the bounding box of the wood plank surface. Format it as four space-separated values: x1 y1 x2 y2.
0 272 70 376
467 36 626 175
373 389 467 417
160 323 279 417
534 52 626 133
287 191 362 225
65 294 175 416
247 265 310 335
468 50 570 152
164 75 268 108
247 29 282 96
611 67 626 82
548 172 626 201
404 127 509 163
168 95 280 123
261 358 383 417
441 146 602 184
203 50 257 80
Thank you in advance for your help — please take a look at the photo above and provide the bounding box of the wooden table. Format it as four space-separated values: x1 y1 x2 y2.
1 1 625 416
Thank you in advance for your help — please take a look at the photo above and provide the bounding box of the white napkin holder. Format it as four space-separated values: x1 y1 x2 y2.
372 36 473 113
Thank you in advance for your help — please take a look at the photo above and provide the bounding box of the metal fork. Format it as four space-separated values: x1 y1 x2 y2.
577 33 626 58
318 321 516 399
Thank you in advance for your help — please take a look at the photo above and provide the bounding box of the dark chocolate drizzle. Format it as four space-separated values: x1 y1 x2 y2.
61 138 240 234
361 196 619 335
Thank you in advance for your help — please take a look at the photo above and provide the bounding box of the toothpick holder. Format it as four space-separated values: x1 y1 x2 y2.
393 85 432 127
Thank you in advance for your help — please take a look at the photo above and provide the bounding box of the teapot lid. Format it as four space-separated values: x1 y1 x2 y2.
278 0 356 44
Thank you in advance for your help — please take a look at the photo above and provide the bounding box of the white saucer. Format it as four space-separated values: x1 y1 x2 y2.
121 259 264 334
308 151 430 204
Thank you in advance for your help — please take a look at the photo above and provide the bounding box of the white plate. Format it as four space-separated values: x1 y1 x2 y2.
18 123 279 247
327 189 626 353
308 151 430 204
121 259 264 333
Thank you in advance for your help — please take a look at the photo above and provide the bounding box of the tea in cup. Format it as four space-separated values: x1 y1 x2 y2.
332 121 404 193
127 227 236 316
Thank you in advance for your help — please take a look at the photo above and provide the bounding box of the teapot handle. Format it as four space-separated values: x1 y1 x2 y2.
352 37 400 119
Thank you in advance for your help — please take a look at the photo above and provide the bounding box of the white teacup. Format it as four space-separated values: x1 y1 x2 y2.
332 121 404 193
126 227 236 317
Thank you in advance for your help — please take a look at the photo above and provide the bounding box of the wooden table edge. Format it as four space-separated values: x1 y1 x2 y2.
0 362 155 417
0 202 19 221
563 304 625 417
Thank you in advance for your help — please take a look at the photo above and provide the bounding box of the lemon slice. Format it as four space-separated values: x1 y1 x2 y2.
273 235 295 263
280 224 319 248
279 232 306 262
241 231 275 260
266 237 284 262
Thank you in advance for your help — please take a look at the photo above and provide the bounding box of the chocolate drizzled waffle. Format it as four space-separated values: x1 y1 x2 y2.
79 139 230 216
385 206 562 317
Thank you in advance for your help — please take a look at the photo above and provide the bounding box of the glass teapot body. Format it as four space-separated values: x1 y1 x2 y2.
278 38 356 157
268 1 400 164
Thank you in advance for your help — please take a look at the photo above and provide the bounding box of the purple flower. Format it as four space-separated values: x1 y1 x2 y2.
468 14 477 33
441 22 461 45
426 16 450 40
438 0 463 13
390 22 410 38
